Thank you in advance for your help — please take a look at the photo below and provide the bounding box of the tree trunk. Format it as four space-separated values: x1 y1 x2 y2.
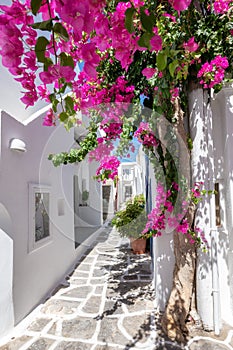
161 98 197 342
161 203 196 343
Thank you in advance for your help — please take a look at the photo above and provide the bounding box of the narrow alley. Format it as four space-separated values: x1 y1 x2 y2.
1 226 233 350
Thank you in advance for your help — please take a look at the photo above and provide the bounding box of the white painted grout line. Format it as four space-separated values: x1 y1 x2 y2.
225 329 233 344
186 335 233 350
47 339 61 350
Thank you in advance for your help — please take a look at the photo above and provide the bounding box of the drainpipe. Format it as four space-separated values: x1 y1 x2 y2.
211 229 220 335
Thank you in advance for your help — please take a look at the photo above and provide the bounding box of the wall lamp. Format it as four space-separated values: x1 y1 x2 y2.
9 138 27 152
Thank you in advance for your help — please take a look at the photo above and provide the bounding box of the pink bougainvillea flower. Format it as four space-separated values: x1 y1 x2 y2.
142 67 157 79
169 0 192 11
213 0 231 13
150 34 162 52
20 91 37 108
43 109 56 126
177 218 189 234
183 37 199 52
134 122 158 147
162 12 177 22
39 64 76 84
197 55 229 88
170 87 179 102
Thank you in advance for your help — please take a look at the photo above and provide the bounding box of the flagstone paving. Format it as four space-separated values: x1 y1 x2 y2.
0 226 233 350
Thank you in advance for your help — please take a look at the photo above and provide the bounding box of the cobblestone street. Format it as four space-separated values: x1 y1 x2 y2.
0 226 233 350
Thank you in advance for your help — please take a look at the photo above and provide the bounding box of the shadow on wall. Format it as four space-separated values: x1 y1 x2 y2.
0 203 14 337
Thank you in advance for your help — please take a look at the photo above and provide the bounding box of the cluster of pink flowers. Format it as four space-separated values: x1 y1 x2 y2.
142 183 173 236
168 0 192 11
0 0 195 110
74 75 135 111
100 121 123 140
170 87 180 103
191 181 204 199
142 67 157 79
134 122 158 148
0 1 39 107
89 138 114 162
142 182 209 248
39 65 76 86
95 155 120 182
197 55 229 88
43 109 56 126
213 0 232 13
109 2 138 69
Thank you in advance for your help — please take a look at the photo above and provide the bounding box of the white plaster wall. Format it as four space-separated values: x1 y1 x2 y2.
212 88 233 325
0 111 81 330
102 180 115 221
0 229 14 336
118 162 145 208
74 159 102 227
0 203 14 337
189 88 215 330
153 233 175 311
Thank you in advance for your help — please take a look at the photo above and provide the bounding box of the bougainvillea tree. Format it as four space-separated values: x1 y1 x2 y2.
1 0 233 342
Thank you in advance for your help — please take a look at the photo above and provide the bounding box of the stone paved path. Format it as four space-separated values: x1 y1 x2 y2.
0 226 233 350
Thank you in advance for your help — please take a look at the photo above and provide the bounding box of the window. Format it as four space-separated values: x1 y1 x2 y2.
215 183 221 227
124 186 132 200
123 169 130 176
29 184 52 252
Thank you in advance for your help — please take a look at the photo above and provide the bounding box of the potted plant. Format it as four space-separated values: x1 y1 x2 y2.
81 190 89 206
111 194 147 254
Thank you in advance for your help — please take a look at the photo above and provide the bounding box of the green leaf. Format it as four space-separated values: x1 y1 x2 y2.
156 52 167 71
155 106 164 115
187 137 193 150
140 10 155 33
59 52 74 68
30 19 53 31
138 32 153 48
49 93 56 103
31 0 43 15
54 23 69 42
169 59 179 77
59 83 68 94
35 36 49 63
43 57 53 71
49 94 59 112
125 7 135 34
65 96 74 115
59 112 68 122
52 99 59 113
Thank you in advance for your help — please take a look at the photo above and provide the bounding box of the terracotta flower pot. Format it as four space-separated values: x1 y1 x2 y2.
130 237 147 254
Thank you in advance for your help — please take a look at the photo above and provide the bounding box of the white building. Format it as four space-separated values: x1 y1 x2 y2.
152 86 233 335
0 108 103 338
117 161 145 210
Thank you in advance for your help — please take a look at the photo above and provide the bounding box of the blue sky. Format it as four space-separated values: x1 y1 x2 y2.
113 137 141 163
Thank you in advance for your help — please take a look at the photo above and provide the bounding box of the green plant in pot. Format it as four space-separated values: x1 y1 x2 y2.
112 194 147 254
81 190 89 206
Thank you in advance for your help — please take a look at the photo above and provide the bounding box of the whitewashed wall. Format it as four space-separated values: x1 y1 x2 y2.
0 110 89 337
212 86 233 326
74 159 103 228
117 162 145 209
151 87 233 331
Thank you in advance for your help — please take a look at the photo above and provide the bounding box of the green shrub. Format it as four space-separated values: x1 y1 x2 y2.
111 194 147 238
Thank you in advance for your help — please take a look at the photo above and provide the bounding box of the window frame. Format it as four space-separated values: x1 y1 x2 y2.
28 183 52 252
